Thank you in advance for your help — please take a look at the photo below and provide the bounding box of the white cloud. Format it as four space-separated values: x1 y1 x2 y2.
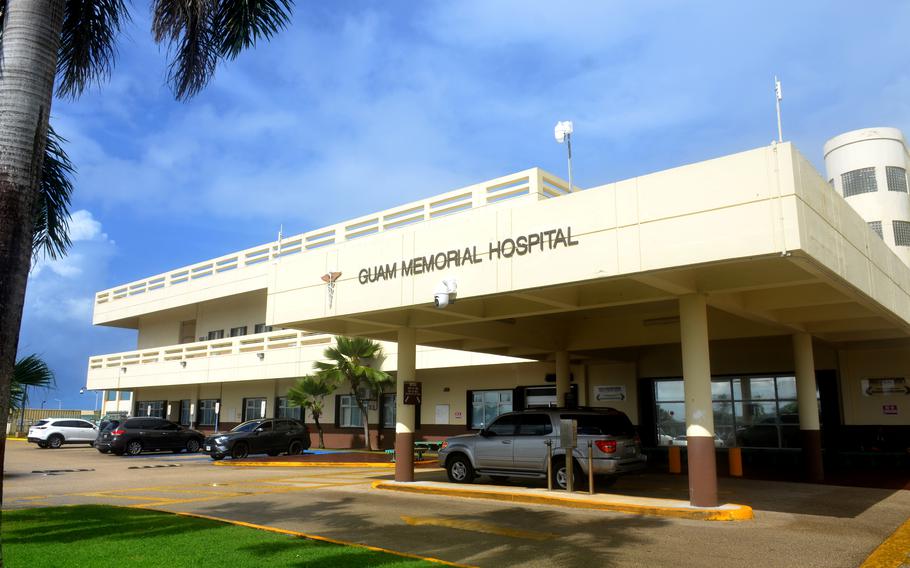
68 209 104 241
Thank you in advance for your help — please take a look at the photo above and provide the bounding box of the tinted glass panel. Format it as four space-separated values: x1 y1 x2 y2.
487 414 519 435
561 413 635 436
231 421 260 433
776 376 797 399
655 380 684 402
34 420 49 426
733 377 775 400
517 414 553 436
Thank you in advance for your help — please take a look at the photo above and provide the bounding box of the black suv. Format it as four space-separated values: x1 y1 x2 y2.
105 417 205 456
204 418 310 460
93 419 122 453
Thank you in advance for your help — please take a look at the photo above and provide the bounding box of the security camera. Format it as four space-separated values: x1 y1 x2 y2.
433 278 458 309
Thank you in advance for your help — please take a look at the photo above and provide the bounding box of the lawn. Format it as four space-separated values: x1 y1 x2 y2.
2 505 438 567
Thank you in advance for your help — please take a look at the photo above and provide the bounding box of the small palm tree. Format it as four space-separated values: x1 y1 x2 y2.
315 337 392 451
12 354 56 411
287 374 338 449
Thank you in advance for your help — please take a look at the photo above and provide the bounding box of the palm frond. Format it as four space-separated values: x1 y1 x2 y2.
57 0 130 99
0 0 6 45
12 354 56 411
214 0 293 60
152 0 220 100
33 124 75 260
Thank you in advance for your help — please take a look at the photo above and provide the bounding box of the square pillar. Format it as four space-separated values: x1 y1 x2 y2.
555 351 571 408
793 332 823 482
395 327 417 482
679 294 718 507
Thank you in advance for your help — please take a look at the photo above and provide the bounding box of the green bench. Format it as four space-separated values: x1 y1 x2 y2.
385 440 444 462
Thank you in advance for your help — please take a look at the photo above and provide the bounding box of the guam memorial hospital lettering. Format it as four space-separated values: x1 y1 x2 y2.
358 226 580 285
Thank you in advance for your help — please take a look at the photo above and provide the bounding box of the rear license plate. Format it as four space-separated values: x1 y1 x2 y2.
205 445 212 452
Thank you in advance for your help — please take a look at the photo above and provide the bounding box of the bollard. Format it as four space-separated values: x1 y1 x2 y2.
728 447 743 477
668 445 682 474
546 439 553 491
566 449 574 493
587 440 594 495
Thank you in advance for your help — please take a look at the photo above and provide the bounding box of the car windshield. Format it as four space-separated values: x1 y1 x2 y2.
560 413 636 437
34 420 49 427
231 421 261 433
100 420 120 431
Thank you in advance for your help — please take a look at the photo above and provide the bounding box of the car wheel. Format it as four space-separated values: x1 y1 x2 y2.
48 434 64 449
287 440 302 456
231 442 249 460
446 455 475 483
489 475 509 483
125 440 143 456
185 439 200 453
37 441 48 449
210 455 224 461
553 456 585 491
97 449 109 454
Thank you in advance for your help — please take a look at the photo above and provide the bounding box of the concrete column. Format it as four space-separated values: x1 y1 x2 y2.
679 294 718 507
793 332 823 482
555 351 570 408
395 327 417 482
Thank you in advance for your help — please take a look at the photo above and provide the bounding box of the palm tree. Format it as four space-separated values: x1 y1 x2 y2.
287 374 338 449
0 1 294 519
314 337 392 451
11 354 55 411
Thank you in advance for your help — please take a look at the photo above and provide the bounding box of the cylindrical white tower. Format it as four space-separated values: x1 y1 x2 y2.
824 127 910 266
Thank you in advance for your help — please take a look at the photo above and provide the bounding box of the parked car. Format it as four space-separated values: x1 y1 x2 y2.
27 418 98 449
105 417 204 456
203 418 310 460
670 433 726 448
92 419 122 454
438 408 646 489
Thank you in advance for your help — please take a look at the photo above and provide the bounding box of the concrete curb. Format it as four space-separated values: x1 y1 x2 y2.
372 481 754 522
212 459 436 469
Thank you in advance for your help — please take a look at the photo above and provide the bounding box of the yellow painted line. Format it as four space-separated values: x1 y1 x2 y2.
212 459 436 469
860 517 910 568
164 510 476 568
401 515 557 541
6 437 27 442
372 482 753 522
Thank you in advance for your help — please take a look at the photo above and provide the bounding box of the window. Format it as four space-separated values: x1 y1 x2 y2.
198 399 218 426
254 323 273 334
106 391 117 401
207 330 225 340
886 166 908 193
893 220 910 246
654 375 816 448
243 398 267 421
277 396 302 420
868 221 883 239
841 167 877 197
486 414 519 435
156 422 180 431
517 414 552 436
470 390 513 429
179 399 191 426
121 391 131 401
338 395 363 428
230 326 247 337
136 400 166 418
381 393 396 429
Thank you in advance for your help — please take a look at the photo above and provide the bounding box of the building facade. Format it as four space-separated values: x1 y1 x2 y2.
87 138 910 506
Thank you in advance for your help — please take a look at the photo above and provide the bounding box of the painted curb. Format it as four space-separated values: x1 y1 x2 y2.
372 481 754 522
212 459 437 468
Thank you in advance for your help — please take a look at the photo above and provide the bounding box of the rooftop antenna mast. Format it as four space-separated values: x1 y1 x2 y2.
554 121 574 190
275 224 284 262
774 76 783 143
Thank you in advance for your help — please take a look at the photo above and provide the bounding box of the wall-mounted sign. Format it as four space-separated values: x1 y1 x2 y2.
595 385 627 402
454 410 464 420
861 378 909 396
403 381 422 405
435 404 450 424
357 226 579 285
883 404 898 415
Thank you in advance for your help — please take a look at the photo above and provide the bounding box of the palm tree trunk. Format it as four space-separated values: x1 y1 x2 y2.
313 412 325 449
356 399 373 450
0 1 67 520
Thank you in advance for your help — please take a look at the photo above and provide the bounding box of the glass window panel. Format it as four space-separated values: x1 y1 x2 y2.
656 402 686 444
868 221 883 239
734 401 779 448
712 402 734 447
106 391 117 401
886 166 908 193
733 377 775 400
776 376 797 399
471 402 484 429
893 220 910 246
473 393 482 403
711 380 732 400
841 167 877 197
381 394 396 428
121 392 131 401
655 380 684 402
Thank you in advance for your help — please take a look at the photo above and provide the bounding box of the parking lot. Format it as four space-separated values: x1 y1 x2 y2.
4 439 909 567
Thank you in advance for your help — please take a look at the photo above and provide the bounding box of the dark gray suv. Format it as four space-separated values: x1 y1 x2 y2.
438 408 646 489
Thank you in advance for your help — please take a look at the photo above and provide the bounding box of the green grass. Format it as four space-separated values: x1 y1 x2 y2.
2 505 438 567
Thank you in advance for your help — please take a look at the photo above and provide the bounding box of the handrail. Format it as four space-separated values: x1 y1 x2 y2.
94 168 576 306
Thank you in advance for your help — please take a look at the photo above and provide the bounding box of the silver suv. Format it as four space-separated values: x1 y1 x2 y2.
438 408 646 489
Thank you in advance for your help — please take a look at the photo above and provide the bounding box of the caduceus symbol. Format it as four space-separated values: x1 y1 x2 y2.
321 272 342 308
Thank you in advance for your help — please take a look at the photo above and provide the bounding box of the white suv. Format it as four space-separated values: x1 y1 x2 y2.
27 418 98 449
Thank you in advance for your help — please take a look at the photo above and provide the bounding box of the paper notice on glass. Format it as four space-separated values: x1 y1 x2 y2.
435 404 450 424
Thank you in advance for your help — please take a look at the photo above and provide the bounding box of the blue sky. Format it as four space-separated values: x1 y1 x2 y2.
18 1 910 409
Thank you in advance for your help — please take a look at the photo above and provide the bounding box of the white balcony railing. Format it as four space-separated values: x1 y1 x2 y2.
94 168 575 306
88 330 332 370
